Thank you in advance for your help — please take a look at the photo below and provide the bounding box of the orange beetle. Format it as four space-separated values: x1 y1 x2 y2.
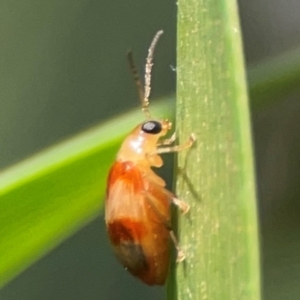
105 30 195 285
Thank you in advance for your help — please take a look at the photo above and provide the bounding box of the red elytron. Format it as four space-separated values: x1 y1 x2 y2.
105 31 195 285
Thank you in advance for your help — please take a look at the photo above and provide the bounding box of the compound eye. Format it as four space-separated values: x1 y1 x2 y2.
141 121 162 134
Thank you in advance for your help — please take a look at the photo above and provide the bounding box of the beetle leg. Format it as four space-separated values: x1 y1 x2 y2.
172 197 190 214
156 133 196 154
157 132 176 146
169 230 185 262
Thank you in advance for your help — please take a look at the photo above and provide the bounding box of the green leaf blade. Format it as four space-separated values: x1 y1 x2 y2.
0 99 173 287
175 1 260 299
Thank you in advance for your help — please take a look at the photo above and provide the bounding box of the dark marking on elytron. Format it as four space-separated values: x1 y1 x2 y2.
108 220 149 274
107 219 146 245
115 241 149 274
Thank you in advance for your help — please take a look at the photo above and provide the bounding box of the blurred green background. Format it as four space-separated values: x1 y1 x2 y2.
0 0 300 299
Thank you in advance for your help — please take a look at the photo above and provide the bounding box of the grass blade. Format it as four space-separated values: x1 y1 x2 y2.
175 1 260 299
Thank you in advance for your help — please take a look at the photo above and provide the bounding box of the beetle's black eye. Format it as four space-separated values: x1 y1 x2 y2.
141 121 162 134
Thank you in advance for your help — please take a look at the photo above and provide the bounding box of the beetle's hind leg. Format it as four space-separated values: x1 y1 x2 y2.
169 230 185 262
170 196 190 262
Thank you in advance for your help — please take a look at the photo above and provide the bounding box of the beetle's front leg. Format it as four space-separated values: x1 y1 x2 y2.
156 133 196 154
157 132 176 146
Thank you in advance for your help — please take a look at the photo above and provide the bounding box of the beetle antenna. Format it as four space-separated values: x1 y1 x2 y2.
127 51 145 114
143 30 164 119
127 30 164 119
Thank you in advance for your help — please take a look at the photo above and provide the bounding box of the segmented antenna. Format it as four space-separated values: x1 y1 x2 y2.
143 30 164 118
127 51 144 112
127 30 164 119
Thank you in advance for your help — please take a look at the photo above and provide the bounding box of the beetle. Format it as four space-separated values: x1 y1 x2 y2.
105 30 195 285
